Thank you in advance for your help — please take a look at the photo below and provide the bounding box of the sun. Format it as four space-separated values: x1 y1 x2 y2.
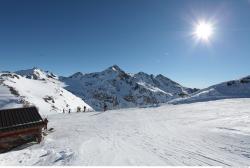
194 21 214 41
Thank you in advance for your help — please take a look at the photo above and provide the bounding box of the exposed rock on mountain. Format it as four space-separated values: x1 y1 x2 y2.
0 70 93 115
61 65 194 110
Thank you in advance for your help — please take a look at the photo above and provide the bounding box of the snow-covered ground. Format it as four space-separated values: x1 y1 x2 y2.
1 98 250 166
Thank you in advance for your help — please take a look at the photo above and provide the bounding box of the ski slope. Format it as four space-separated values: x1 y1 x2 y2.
0 99 250 166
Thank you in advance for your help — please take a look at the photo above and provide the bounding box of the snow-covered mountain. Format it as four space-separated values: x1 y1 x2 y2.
0 69 93 115
1 66 195 112
13 66 249 110
171 75 250 104
60 65 195 110
16 67 58 81
6 65 249 112
134 72 197 96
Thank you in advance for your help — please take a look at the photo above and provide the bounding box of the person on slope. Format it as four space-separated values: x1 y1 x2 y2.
103 104 107 112
43 118 48 130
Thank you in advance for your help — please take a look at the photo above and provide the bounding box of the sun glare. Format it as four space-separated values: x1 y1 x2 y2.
194 21 214 41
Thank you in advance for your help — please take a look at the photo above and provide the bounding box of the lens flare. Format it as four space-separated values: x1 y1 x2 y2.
194 21 214 41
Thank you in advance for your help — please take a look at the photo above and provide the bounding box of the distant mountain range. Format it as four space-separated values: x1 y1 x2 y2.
0 65 249 113
170 75 250 104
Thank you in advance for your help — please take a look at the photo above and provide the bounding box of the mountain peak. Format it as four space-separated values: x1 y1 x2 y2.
109 65 122 71
69 72 84 79
155 74 165 78
104 65 125 74
136 72 154 78
31 66 40 70
15 67 58 80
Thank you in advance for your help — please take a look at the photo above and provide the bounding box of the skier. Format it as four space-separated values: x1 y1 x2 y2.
43 118 48 130
112 97 116 108
83 106 86 112
103 103 107 111
68 108 71 114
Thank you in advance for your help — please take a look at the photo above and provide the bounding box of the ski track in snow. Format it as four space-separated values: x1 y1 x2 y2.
0 98 250 166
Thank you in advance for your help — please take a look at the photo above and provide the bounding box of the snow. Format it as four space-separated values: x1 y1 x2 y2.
134 72 192 96
171 75 250 104
16 67 59 81
3 66 197 111
0 84 22 109
0 72 93 115
137 81 169 94
1 98 250 166
1 66 250 165
61 65 192 111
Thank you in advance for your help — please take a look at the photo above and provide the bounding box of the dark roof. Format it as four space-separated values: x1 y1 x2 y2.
0 106 44 133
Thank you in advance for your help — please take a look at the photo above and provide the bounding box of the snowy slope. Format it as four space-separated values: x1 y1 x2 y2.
134 72 197 96
16 67 58 81
0 98 250 166
60 65 194 111
0 71 93 115
171 75 250 104
0 81 22 109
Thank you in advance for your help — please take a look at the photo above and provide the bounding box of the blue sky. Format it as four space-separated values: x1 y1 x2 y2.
0 0 250 88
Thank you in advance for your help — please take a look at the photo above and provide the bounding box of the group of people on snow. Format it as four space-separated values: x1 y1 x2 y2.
61 103 109 113
62 106 88 114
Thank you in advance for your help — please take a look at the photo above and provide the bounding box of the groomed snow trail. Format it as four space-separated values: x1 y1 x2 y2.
0 99 250 166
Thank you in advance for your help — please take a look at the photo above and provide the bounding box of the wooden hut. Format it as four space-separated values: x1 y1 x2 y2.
0 106 46 153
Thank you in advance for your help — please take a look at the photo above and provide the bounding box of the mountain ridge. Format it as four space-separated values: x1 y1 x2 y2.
0 70 93 115
3 65 249 112
60 65 197 110
170 75 250 104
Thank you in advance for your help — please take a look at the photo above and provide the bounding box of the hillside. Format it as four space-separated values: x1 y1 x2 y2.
0 82 22 109
171 75 250 104
134 72 197 96
16 67 59 81
0 70 93 115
